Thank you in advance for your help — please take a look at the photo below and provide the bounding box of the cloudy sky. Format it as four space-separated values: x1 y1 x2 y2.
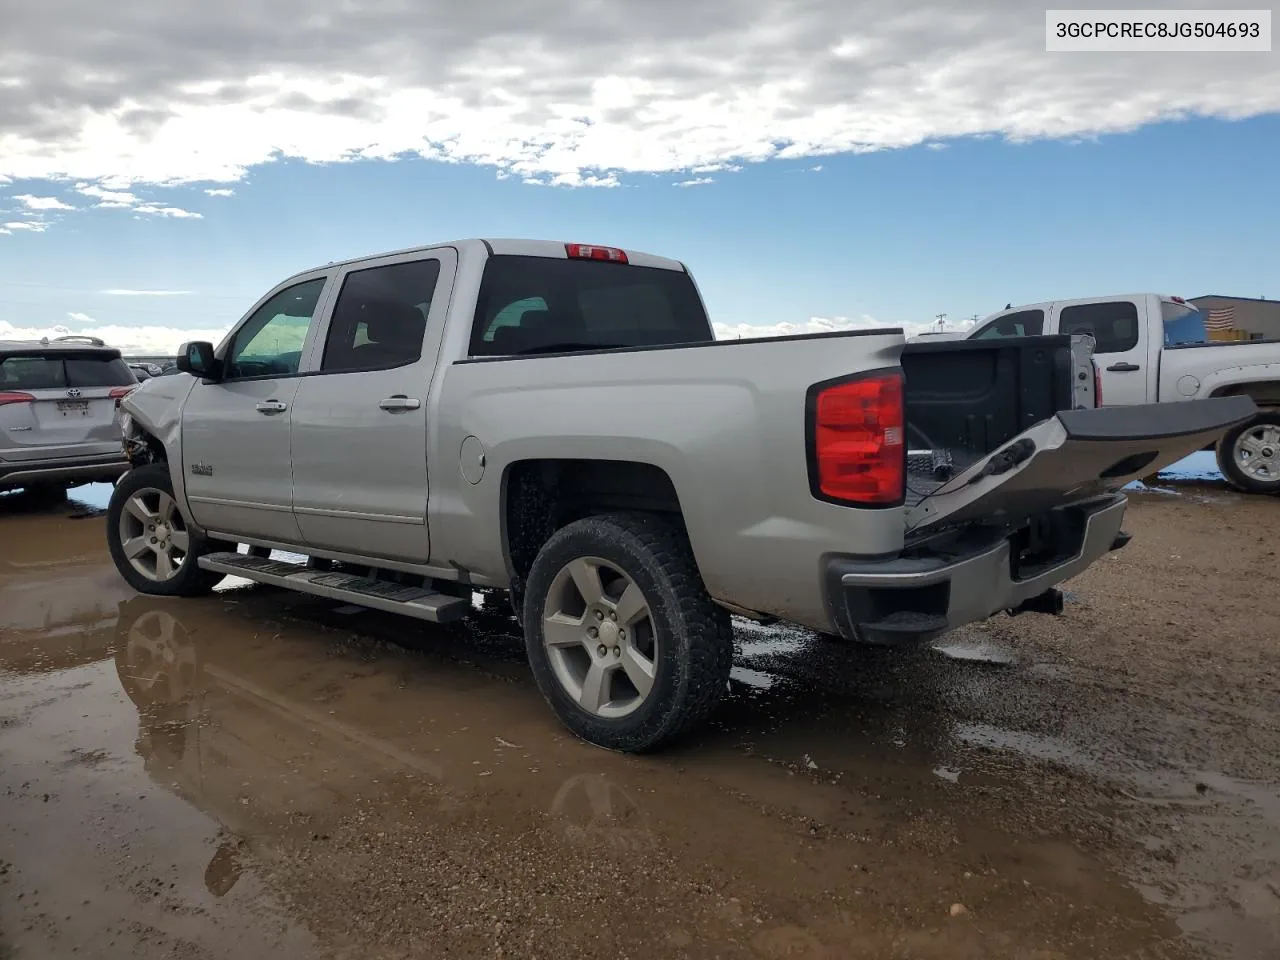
1 0 1278 352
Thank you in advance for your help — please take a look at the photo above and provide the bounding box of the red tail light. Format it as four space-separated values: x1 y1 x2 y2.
110 386 136 407
565 243 628 263
1093 362 1103 406
808 372 905 505
0 391 35 407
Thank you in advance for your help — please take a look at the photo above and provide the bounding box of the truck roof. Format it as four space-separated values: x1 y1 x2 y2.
983 293 1186 321
287 238 688 283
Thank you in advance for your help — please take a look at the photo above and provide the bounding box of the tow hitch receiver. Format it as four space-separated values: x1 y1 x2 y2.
1007 587 1065 618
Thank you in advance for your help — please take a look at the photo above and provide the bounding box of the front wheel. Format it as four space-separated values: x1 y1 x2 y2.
106 463 227 596
1216 411 1280 495
523 512 733 753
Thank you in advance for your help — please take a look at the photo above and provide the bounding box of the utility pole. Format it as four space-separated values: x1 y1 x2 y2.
934 313 947 331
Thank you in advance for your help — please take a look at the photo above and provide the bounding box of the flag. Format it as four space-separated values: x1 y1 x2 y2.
1205 306 1235 331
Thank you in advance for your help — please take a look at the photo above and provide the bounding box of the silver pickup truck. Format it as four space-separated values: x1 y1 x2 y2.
109 239 1255 751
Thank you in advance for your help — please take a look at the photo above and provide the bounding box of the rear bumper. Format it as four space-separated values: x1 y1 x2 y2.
0 453 129 489
825 494 1128 644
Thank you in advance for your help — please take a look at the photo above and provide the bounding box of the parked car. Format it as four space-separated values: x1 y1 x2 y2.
108 240 1253 750
128 361 164 381
968 295 1280 493
1 334 136 496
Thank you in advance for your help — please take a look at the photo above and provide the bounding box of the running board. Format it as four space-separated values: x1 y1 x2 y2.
198 552 471 624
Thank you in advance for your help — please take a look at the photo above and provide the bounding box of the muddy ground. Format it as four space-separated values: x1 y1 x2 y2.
1 479 1277 960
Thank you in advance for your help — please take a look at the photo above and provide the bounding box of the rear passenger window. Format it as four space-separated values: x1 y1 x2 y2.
1059 301 1140 354
470 255 712 356
972 309 1044 340
321 259 441 372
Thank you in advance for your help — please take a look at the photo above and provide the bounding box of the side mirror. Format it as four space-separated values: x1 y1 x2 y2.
176 341 220 380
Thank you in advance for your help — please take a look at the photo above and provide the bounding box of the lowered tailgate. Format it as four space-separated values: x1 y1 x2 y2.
906 395 1256 533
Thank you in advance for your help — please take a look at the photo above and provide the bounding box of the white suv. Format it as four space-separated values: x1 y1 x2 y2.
0 335 137 496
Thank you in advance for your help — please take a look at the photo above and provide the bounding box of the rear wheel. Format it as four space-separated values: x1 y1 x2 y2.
523 512 733 753
1217 412 1280 495
106 463 227 596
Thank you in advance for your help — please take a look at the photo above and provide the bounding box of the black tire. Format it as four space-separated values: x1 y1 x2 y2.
523 512 733 753
106 463 228 596
1216 411 1280 495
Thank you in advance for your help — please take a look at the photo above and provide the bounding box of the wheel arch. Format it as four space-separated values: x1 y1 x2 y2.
1207 376 1280 408
500 458 688 589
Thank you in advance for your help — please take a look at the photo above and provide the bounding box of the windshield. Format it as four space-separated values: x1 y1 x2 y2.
1160 300 1208 346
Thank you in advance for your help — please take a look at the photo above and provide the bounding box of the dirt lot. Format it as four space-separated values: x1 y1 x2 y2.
1 481 1278 959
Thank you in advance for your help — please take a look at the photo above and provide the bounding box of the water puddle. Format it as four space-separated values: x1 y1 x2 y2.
1 495 1253 959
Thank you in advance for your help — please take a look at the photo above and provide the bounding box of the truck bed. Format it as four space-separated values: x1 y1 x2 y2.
901 335 1084 501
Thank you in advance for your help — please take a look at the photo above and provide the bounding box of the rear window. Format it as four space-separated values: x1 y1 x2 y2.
0 351 136 389
469 255 713 357
972 309 1045 340
1160 300 1208 345
1058 301 1139 354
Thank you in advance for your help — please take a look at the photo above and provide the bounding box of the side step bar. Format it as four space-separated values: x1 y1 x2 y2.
197 552 471 624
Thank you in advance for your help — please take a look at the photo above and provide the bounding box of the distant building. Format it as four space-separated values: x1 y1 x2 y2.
1189 295 1280 341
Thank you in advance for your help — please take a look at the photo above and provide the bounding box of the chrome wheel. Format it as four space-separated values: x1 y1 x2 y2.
118 487 192 582
542 557 658 719
1233 422 1280 485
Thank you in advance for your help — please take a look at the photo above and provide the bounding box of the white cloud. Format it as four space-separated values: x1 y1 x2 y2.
14 194 75 210
674 177 714 188
133 203 202 218
67 311 97 323
0 220 49 234
0 0 1274 204
0 320 228 356
75 183 141 208
71 183 200 218
204 187 234 196
101 288 192 296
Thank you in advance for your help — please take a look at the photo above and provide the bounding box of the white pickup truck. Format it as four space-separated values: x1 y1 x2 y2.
969 295 1280 493
108 241 1254 750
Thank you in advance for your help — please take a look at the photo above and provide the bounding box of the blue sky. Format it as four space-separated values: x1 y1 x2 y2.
2 2 1278 352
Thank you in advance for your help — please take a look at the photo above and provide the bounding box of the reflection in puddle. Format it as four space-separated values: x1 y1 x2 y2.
68 481 115 512
728 665 780 692
931 640 1016 666
550 773 655 853
954 721 1099 773
0 515 1245 959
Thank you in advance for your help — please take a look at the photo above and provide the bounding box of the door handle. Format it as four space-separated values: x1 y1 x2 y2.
1106 362 1140 372
254 400 288 414
379 395 421 412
